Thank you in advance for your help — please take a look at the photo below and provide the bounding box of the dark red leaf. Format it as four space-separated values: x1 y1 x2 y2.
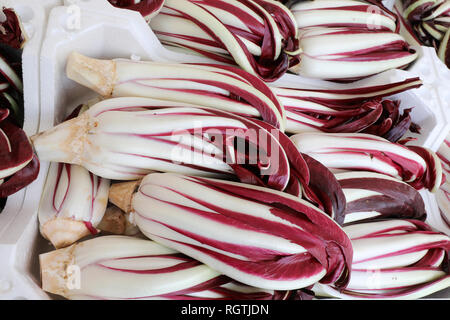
0 8 26 49
0 154 39 198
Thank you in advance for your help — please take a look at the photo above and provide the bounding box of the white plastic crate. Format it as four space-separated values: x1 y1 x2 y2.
0 0 449 300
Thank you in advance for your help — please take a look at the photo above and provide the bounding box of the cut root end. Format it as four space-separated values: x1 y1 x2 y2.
108 180 142 214
41 218 93 249
66 52 116 97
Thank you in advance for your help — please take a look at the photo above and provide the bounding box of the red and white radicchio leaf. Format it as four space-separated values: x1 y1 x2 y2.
65 53 286 131
31 98 291 192
130 173 353 291
290 0 399 32
0 8 27 49
272 76 422 141
400 0 450 68
336 171 427 224
0 113 33 180
248 118 346 223
149 0 301 82
107 0 165 21
290 132 443 192
295 27 419 80
39 235 297 300
313 219 450 299
437 135 450 228
0 154 39 198
38 162 110 249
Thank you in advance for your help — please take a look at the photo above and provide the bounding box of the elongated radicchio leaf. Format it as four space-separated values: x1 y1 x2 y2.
336 171 426 224
131 173 353 290
436 135 450 228
65 53 286 130
290 132 442 193
438 28 450 68
362 100 419 142
313 219 450 299
274 77 423 140
400 0 450 68
0 154 39 198
150 0 300 81
0 109 39 197
0 8 27 49
32 99 291 192
291 0 399 32
40 235 298 300
107 0 165 20
0 113 33 179
250 118 346 224
296 26 418 80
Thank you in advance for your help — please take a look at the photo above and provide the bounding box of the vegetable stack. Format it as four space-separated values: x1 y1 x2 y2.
31 0 450 301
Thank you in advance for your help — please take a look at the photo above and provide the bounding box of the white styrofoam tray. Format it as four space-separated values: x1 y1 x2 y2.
0 0 449 300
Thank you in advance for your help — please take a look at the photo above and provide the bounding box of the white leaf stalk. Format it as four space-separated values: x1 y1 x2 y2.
0 7 28 50
108 172 353 291
290 132 443 192
31 97 290 191
37 104 110 248
313 219 450 299
0 54 23 93
0 108 34 185
290 0 398 32
437 133 450 228
271 75 422 135
336 171 426 224
149 0 300 82
438 27 450 66
38 162 110 249
286 0 418 79
295 26 418 80
65 52 286 130
40 235 291 300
